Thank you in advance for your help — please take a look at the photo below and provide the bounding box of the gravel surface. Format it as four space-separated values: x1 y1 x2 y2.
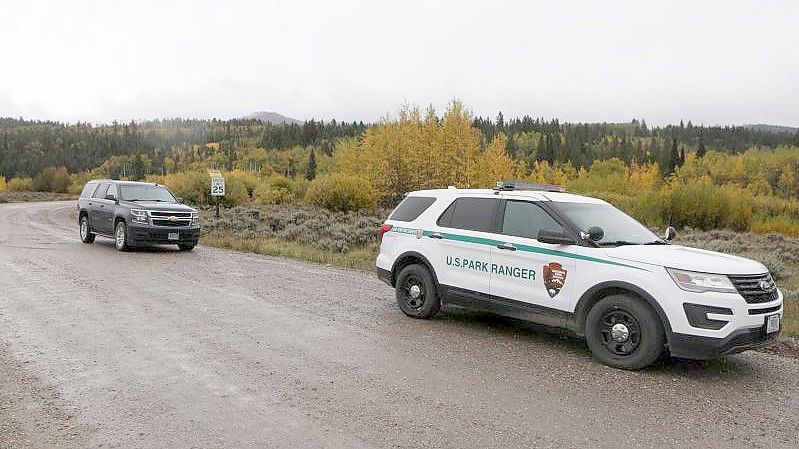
1 201 798 449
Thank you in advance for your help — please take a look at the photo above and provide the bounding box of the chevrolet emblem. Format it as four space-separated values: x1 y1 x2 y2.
168 216 177 222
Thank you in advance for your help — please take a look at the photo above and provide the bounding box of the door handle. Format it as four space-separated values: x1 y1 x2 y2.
497 243 517 251
429 232 444 239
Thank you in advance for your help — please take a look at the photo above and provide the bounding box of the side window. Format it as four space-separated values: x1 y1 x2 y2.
93 183 109 199
80 183 98 198
389 196 436 222
501 200 561 239
437 197 498 232
106 183 118 199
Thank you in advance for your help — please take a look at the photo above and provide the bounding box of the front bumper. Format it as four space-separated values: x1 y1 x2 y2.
128 223 201 246
669 326 780 359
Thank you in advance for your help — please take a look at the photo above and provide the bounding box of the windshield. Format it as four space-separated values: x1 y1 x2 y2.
119 184 177 203
551 202 661 245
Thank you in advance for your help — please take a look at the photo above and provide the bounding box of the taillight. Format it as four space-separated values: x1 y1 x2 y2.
379 223 393 241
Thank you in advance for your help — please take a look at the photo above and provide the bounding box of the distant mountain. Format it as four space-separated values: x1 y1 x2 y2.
243 111 302 125
744 124 798 134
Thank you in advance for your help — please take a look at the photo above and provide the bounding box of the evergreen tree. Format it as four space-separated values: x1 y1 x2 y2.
305 149 317 180
697 131 707 157
668 138 680 174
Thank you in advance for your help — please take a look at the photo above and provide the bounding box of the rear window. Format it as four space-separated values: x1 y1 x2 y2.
80 183 98 198
389 196 436 222
437 197 498 232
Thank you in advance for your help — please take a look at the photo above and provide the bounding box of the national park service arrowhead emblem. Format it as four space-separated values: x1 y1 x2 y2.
543 262 567 298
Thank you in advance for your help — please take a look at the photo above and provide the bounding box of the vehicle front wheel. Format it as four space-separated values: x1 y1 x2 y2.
395 264 440 319
79 215 95 243
114 221 129 251
585 294 665 370
178 243 196 251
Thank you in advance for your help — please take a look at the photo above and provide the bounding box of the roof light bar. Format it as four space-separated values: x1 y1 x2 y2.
494 180 566 193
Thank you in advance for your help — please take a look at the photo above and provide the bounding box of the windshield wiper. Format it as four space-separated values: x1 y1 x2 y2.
599 240 667 246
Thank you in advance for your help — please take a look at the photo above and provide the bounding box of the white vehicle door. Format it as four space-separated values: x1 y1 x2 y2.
489 199 576 311
430 196 500 300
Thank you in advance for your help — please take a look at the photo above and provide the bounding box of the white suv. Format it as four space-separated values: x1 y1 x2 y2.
376 182 783 369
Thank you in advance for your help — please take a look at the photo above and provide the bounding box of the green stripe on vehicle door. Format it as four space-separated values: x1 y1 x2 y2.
414 230 648 271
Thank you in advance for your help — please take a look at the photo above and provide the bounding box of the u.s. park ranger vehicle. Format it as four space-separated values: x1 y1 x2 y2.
376 181 783 369
77 180 200 251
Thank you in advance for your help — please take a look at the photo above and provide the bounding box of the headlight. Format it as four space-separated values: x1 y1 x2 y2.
666 268 737 293
130 209 149 224
190 212 199 226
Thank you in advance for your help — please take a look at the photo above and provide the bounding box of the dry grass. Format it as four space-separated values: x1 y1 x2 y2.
202 233 376 270
0 191 76 203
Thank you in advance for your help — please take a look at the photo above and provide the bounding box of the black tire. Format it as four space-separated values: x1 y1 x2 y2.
585 294 665 370
178 243 196 251
395 264 441 319
79 215 95 244
114 221 129 252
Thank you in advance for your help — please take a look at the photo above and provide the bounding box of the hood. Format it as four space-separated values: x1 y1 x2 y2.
605 244 768 275
120 201 197 213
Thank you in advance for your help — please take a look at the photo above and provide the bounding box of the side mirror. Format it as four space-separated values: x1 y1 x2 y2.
664 226 677 241
105 194 118 202
176 197 184 204
581 226 604 242
537 228 577 245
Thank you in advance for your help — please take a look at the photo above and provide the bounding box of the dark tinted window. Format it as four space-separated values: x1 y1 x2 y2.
93 183 109 199
389 196 436 222
80 183 98 198
501 201 561 239
437 197 497 232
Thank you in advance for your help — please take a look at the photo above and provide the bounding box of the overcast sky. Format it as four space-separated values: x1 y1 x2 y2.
1 0 797 126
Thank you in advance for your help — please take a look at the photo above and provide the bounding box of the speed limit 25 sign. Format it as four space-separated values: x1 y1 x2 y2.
211 176 225 197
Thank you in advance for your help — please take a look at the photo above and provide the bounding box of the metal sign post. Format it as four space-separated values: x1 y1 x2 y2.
208 169 225 218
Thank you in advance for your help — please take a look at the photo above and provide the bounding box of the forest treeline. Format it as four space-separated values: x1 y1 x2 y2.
1 102 799 235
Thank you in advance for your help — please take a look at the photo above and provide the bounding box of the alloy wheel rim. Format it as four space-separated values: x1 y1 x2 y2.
402 275 425 310
116 225 125 248
80 219 88 239
598 308 641 356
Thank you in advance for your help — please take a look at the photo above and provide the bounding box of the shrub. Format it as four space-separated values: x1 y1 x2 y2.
305 174 377 211
253 183 294 205
158 171 211 205
660 180 753 231
7 177 34 192
32 166 71 193
0 176 6 192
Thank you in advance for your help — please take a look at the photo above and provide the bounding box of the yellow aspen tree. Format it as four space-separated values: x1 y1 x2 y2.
476 133 515 187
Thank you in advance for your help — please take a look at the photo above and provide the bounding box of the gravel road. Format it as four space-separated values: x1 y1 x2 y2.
1 201 798 449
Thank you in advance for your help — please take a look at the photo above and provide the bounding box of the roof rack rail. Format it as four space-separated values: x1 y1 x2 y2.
494 180 566 193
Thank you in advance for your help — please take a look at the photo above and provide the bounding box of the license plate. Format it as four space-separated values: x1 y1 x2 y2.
168 232 179 241
766 313 781 334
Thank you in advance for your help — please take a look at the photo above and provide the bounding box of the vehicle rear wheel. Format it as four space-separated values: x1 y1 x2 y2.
585 294 665 370
114 221 129 251
178 243 195 251
79 215 95 243
395 264 440 319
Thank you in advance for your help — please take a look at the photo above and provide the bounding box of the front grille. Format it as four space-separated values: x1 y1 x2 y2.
729 273 779 304
149 211 193 227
